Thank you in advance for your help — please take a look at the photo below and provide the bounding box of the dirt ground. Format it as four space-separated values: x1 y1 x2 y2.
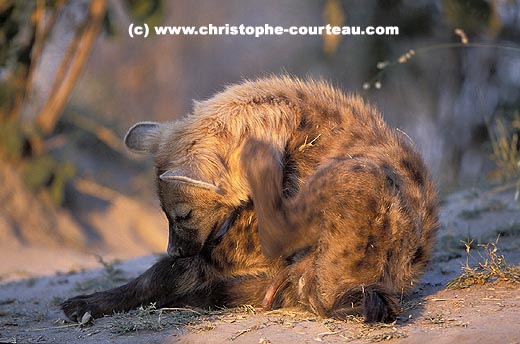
1 184 520 344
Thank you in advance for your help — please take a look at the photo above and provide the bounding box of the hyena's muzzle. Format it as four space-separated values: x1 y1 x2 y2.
167 223 204 258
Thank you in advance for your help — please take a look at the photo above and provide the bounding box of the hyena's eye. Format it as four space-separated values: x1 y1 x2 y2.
172 203 193 221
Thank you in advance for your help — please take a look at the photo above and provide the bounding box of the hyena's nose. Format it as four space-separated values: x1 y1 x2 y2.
167 232 203 257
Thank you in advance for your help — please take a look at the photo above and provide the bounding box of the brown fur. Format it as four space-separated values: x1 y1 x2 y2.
62 76 439 323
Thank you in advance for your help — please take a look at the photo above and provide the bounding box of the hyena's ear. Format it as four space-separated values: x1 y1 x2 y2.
124 122 161 154
159 168 223 194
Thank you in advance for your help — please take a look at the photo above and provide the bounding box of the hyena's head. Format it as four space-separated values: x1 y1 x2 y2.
124 121 242 257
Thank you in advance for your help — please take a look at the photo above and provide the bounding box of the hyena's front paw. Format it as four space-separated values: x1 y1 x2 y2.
61 294 107 322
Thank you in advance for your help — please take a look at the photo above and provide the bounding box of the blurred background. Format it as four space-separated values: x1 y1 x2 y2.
1 0 519 280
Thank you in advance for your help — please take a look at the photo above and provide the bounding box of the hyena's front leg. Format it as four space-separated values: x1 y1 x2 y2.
61 256 219 321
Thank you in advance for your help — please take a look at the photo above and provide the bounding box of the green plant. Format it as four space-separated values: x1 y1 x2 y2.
0 0 165 205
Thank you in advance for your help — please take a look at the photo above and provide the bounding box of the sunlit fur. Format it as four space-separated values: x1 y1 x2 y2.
62 76 439 323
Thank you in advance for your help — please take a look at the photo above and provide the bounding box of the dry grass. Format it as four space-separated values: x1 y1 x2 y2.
108 303 207 334
489 114 520 179
423 313 468 328
487 113 520 202
333 322 408 343
447 239 520 289
107 304 269 335
101 304 411 342
74 256 127 293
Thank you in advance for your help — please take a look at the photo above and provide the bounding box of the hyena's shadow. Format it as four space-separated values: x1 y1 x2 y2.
395 261 451 325
60 257 433 331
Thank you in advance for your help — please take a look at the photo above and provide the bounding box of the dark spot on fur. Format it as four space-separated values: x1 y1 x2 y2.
298 114 311 131
412 247 425 265
217 154 229 170
426 203 437 217
365 235 376 254
401 158 424 186
365 136 381 146
354 258 370 270
352 164 364 172
315 104 341 124
426 228 436 241
342 141 353 151
296 89 307 101
342 248 350 258
381 215 390 232
244 235 255 254
385 174 396 188
275 92 289 101
368 198 378 214
311 170 327 184
329 109 342 123
328 223 339 234
296 202 308 215
382 164 401 191
224 254 236 269
251 94 294 108
226 239 235 252
321 241 330 251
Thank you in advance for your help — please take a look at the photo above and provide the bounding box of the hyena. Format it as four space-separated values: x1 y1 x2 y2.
62 76 439 323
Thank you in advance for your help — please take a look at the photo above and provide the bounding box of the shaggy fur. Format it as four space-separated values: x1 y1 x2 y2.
62 76 439 323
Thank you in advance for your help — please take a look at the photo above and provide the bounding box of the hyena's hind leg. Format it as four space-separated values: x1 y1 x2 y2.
242 139 406 322
290 157 410 323
61 256 220 321
240 138 320 259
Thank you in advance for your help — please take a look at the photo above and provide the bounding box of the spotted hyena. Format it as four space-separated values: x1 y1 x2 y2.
62 76 439 323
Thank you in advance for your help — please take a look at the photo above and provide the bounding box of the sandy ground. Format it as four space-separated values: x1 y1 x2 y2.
0 165 167 282
1 184 520 344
